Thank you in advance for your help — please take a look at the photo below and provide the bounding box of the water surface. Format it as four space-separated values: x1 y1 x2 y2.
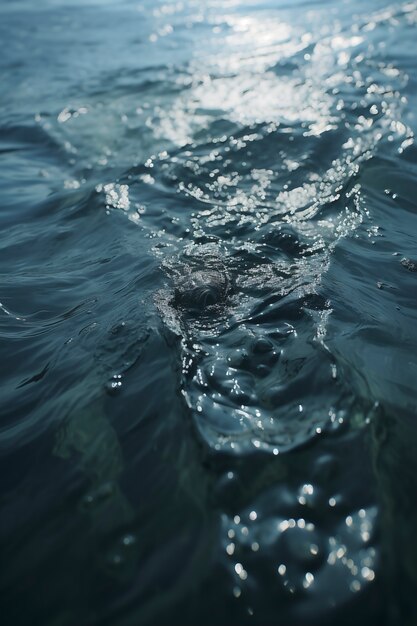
1 1 417 624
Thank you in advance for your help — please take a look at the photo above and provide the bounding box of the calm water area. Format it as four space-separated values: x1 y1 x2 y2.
1 1 417 624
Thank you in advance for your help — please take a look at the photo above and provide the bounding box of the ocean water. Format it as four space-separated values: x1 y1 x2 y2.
1 0 417 624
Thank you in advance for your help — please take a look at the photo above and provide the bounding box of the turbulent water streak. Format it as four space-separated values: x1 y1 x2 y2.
122 0 413 454
1 1 417 625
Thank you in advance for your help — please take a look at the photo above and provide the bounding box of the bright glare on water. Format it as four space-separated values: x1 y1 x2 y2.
1 1 417 625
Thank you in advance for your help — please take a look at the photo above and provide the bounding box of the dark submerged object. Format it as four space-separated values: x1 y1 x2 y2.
173 268 230 310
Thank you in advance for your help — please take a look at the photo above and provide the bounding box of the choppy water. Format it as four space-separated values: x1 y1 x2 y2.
1 1 417 624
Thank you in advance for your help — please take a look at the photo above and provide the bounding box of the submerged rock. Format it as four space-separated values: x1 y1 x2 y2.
173 268 230 310
161 244 232 314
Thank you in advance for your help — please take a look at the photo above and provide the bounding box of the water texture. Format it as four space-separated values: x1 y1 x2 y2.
1 1 417 624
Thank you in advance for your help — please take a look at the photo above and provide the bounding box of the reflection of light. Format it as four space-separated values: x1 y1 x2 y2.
330 35 363 50
96 183 130 211
181 12 333 132
235 563 248 580
224 14 292 49
361 566 375 581
191 72 333 128
150 0 403 148
278 564 287 576
226 543 235 555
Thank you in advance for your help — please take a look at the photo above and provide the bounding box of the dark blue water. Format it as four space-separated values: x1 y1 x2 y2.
1 1 417 624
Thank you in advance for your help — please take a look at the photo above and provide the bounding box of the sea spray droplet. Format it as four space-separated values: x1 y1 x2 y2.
105 374 123 396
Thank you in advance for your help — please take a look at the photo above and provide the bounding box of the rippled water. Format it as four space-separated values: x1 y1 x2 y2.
1 1 417 624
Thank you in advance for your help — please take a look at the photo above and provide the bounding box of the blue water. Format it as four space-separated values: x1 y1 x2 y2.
1 1 417 624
